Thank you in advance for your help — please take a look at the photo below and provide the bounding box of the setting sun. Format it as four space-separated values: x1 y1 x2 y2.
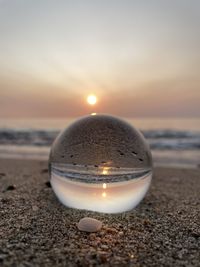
87 95 97 105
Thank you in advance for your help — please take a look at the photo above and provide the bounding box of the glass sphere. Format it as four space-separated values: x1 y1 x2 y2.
49 114 153 213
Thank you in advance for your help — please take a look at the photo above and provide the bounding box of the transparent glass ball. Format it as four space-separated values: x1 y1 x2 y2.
49 114 153 213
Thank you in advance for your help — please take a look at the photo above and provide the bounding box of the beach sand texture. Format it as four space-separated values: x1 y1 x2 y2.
0 159 199 266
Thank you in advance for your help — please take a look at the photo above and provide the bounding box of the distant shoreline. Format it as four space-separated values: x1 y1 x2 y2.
0 145 199 169
0 117 199 169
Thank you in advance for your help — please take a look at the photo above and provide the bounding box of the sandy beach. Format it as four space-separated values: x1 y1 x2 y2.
0 158 199 266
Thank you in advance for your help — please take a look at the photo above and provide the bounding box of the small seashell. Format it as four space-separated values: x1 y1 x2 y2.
77 217 102 233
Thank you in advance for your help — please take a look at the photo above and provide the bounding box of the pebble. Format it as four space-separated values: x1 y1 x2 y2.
41 169 48 173
77 217 102 233
101 244 109 250
6 185 16 191
45 181 51 188
118 231 124 236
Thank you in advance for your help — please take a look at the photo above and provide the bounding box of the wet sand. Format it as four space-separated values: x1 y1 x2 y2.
0 158 199 266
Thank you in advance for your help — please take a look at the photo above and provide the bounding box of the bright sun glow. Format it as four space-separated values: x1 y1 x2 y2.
102 192 106 198
87 95 97 105
102 167 109 175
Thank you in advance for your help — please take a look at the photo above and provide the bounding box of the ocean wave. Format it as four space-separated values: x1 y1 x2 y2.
148 138 200 149
0 129 58 146
0 128 199 150
142 130 200 139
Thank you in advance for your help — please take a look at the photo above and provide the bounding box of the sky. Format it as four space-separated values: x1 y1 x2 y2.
0 0 200 118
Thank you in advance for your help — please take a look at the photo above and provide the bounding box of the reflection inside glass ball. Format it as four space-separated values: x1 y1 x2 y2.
49 114 153 213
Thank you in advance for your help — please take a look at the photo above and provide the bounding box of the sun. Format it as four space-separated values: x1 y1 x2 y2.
87 95 97 105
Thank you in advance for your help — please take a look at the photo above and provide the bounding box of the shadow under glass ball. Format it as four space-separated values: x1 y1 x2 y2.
49 114 153 213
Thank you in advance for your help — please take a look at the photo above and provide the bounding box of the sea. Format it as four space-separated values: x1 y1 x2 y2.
0 117 199 169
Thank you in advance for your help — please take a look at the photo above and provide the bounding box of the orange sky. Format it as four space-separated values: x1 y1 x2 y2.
0 1 199 118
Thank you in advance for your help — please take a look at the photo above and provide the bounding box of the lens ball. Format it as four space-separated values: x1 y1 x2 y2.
49 114 153 213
